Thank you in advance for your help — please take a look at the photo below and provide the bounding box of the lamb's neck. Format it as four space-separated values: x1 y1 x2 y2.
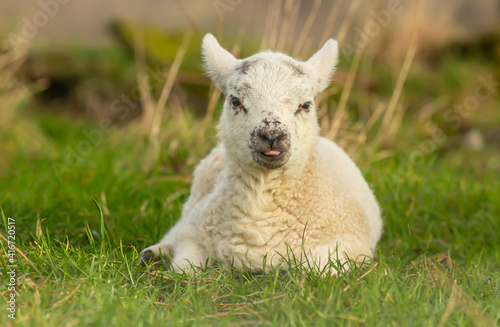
222 157 312 216
226 158 306 188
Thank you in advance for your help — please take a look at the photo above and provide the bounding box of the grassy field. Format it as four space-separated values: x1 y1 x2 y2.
1 1 500 325
1 113 499 326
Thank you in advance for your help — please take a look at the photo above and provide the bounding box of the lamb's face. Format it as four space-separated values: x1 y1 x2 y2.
202 34 339 170
219 56 319 169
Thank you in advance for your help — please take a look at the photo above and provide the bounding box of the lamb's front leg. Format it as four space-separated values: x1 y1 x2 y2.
170 241 209 273
139 241 208 273
139 222 181 266
139 242 173 266
167 222 210 273
139 223 209 273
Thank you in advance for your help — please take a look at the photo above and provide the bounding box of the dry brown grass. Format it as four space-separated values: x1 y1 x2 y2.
49 0 466 171
0 0 466 173
0 41 56 175
131 0 456 169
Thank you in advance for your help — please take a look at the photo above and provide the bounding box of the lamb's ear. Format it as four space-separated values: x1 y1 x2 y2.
304 39 339 94
202 33 239 91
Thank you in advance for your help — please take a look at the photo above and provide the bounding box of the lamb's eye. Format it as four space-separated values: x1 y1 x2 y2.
299 102 311 112
231 97 242 108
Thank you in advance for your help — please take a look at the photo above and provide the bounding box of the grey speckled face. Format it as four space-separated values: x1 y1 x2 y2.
202 34 338 171
222 57 317 170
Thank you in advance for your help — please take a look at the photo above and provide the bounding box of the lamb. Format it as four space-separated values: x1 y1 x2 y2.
140 34 383 274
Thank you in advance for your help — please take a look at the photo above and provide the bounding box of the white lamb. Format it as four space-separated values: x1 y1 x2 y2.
140 34 383 274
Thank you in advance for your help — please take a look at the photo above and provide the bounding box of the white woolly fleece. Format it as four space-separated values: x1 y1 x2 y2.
141 34 383 274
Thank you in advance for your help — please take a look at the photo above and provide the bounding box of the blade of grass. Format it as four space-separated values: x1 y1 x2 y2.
144 29 193 171
293 0 322 57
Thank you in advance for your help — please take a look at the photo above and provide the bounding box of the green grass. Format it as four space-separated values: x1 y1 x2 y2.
1 113 499 327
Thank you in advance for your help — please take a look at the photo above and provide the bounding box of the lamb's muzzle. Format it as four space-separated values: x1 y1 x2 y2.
250 127 291 169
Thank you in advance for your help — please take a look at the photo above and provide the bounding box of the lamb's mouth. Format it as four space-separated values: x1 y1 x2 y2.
261 150 282 157
252 150 290 169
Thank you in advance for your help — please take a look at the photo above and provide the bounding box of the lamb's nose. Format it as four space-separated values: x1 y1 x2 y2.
260 130 283 147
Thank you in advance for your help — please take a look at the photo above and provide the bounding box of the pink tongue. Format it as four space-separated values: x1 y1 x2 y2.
264 150 281 156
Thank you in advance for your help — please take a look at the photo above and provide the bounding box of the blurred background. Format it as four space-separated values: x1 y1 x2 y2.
0 0 499 240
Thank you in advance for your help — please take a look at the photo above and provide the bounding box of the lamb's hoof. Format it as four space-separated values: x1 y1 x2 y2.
138 250 159 267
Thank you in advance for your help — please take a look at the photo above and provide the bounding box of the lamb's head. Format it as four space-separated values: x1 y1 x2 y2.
202 34 338 170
